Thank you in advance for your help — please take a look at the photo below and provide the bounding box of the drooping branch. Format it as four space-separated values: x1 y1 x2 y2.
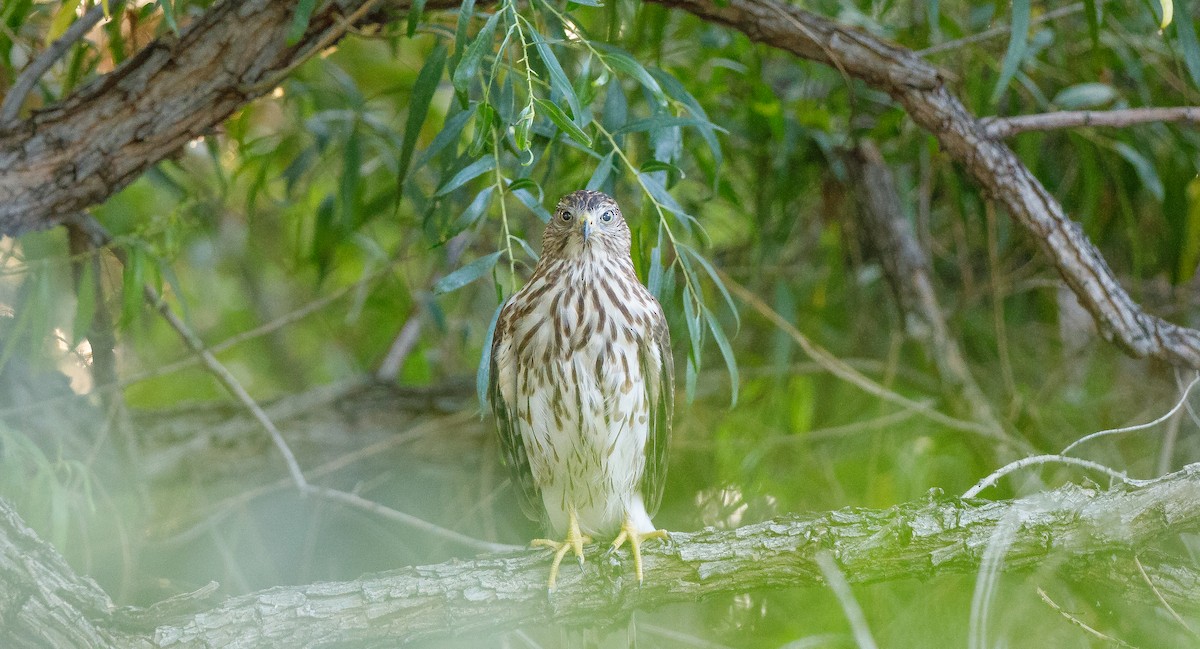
4 465 1200 647
982 106 1200 138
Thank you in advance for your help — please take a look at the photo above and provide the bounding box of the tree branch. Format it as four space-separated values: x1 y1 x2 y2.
5 465 1200 646
982 106 1200 138
647 0 1200 369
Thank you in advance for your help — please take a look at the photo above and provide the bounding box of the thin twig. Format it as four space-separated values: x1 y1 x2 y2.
963 455 1137 498
0 1 126 124
917 3 1085 57
1134 556 1198 637
1060 372 1200 455
722 272 1024 446
983 106 1200 139
1036 587 1140 648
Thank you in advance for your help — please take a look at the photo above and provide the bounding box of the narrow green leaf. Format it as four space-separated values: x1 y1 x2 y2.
679 244 739 330
436 157 497 196
340 127 362 226
406 0 427 37
640 160 685 178
434 250 504 294
596 44 663 98
513 188 553 223
412 104 476 172
702 305 739 407
477 303 504 414
534 98 592 146
1160 0 1175 28
647 239 664 300
587 151 615 191
452 11 502 96
1112 142 1165 201
121 245 145 326
651 69 723 179
1173 0 1200 90
614 115 726 136
530 31 584 127
453 186 495 232
396 43 448 195
288 0 317 45
1083 0 1100 49
990 0 1030 104
506 177 541 198
158 0 179 34
451 0 477 72
46 0 82 44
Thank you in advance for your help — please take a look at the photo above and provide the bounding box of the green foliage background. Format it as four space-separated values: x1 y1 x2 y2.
2 0 1200 646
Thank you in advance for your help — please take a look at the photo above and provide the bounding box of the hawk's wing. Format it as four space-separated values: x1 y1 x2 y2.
489 315 544 524
640 312 674 517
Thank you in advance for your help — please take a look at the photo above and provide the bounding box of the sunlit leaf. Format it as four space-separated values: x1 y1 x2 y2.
46 0 82 43
434 251 504 294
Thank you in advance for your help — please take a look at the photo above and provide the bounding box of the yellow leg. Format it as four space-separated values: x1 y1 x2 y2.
531 507 591 591
608 517 669 585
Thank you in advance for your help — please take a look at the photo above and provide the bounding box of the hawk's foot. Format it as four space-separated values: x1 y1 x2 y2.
607 518 669 585
531 508 591 592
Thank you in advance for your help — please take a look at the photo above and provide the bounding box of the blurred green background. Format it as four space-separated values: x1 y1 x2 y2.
2 0 1200 646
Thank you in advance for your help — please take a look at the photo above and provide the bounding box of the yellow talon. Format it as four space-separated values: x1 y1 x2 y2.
609 517 669 584
531 508 591 591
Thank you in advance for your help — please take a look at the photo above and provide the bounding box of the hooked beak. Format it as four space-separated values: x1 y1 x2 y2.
580 214 595 241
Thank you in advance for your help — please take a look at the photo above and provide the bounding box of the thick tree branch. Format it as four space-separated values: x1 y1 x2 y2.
5 465 1200 647
0 0 448 235
647 0 1200 369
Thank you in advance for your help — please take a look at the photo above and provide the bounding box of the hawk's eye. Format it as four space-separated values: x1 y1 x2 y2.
558 210 573 223
600 210 614 223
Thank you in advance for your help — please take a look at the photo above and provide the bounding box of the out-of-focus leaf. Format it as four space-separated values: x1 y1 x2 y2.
1173 0 1200 89
340 127 362 226
703 305 739 406
406 0 427 37
1160 0 1175 28
121 244 145 326
453 11 501 96
530 31 584 127
158 0 179 34
1179 177 1200 281
1083 0 1100 49
1112 142 1165 201
436 157 497 196
513 187 553 223
477 303 504 413
287 0 316 44
1052 83 1116 109
990 0 1030 104
588 151 615 191
534 98 591 146
396 43 448 196
47 0 82 43
453 186 495 232
614 115 726 136
412 105 476 172
434 251 504 294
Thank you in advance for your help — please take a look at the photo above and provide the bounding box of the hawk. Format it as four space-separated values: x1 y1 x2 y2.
490 189 674 590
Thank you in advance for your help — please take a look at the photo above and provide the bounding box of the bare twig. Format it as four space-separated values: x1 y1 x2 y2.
917 3 1086 57
983 106 1200 139
963 455 1136 498
1036 587 1140 648
1134 556 1198 637
723 272 1025 447
1061 372 1200 455
0 1 125 124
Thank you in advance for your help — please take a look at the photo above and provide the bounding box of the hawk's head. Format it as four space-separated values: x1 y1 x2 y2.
542 190 630 260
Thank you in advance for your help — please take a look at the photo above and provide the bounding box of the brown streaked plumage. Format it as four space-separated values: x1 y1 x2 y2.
489 190 674 589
